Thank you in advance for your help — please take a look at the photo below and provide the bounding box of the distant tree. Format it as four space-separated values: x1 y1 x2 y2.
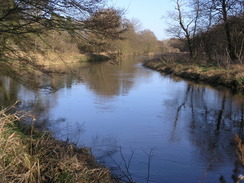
110 18 165 55
138 29 158 54
166 0 202 58
109 18 142 55
167 38 188 52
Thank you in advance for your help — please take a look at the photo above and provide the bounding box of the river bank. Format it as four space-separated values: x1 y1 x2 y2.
142 56 244 92
0 104 118 183
32 52 111 66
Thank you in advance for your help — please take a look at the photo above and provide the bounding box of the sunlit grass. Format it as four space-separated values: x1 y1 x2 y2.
142 55 244 92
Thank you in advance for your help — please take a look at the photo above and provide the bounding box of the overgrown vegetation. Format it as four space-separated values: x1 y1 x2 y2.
166 0 243 64
0 104 117 183
142 54 244 92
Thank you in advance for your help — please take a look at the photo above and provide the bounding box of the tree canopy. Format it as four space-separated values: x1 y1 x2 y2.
0 0 126 60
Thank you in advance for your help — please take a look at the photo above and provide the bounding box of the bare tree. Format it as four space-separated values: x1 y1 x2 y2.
166 0 202 59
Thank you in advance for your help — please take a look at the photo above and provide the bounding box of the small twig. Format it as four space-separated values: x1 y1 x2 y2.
110 155 133 182
110 147 135 182
143 149 154 183
119 146 134 181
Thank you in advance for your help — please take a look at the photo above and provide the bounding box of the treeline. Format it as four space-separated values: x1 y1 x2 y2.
0 0 126 63
28 19 171 56
166 0 243 64
110 19 170 55
0 0 173 65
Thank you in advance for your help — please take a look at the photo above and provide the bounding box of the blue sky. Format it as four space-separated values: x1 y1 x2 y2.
109 0 175 40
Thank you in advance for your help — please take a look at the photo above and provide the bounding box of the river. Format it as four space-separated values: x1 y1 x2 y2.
1 56 244 182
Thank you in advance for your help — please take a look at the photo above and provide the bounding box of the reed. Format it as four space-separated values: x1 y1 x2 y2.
0 104 117 183
234 135 244 166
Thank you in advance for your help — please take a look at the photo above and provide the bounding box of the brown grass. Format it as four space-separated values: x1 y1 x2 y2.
32 52 110 66
142 55 244 92
0 104 117 183
234 135 244 166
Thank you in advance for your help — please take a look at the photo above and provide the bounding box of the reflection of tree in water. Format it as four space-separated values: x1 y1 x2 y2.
17 91 86 143
80 60 135 97
78 56 151 97
0 76 54 129
0 77 20 107
34 56 152 98
0 57 149 147
91 135 119 161
171 83 244 178
0 76 83 145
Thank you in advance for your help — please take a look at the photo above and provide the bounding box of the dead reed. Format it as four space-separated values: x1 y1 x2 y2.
234 135 244 166
0 104 117 183
233 135 244 183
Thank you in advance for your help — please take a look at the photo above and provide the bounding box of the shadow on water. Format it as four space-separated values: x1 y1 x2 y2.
1 56 244 182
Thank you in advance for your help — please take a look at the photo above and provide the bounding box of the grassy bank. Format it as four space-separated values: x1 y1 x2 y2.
142 56 244 92
33 52 111 66
0 105 117 183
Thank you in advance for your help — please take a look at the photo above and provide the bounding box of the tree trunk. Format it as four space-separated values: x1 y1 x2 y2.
221 0 238 62
186 35 193 58
176 0 194 59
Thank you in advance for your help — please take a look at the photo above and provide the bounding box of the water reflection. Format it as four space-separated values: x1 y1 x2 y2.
91 135 119 160
168 82 244 181
0 77 19 107
47 56 152 98
1 56 244 182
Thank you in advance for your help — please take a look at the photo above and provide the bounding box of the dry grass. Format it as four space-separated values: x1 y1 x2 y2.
234 135 244 166
32 52 110 66
0 104 117 183
142 55 244 92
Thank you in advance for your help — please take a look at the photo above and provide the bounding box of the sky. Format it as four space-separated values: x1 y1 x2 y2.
109 0 175 40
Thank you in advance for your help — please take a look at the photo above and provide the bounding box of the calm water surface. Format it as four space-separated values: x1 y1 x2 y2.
1 56 244 182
